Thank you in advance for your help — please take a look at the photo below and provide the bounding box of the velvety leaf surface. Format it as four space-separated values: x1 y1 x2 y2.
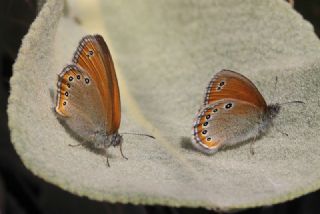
8 0 320 210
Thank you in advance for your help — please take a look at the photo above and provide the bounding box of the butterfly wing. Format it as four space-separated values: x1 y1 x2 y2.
55 64 106 141
192 99 263 154
72 35 120 134
203 70 267 110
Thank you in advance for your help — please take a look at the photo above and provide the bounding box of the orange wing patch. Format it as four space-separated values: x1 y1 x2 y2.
204 70 267 110
55 65 85 117
72 35 121 134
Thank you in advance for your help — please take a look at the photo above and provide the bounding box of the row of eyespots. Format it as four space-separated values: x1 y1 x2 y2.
193 107 208 144
193 120 213 145
61 74 91 106
202 108 217 128
67 74 90 84
200 102 233 140
196 78 228 145
200 107 216 142
57 76 70 106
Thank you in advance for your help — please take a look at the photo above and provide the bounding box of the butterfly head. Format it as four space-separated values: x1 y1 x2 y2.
266 103 281 120
110 132 123 147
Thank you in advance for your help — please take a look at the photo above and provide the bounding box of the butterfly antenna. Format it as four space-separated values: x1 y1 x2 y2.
271 77 305 106
271 76 278 103
121 132 155 139
279 100 305 106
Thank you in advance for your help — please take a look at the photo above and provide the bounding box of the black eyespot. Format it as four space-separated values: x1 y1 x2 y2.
225 103 233 109
87 50 94 57
67 83 71 88
217 86 221 91
219 81 225 86
203 122 208 126
202 130 207 135
207 137 212 141
65 91 69 97
205 115 211 120
69 76 73 81
63 101 66 106
85 78 90 84
77 75 81 79
213 109 218 113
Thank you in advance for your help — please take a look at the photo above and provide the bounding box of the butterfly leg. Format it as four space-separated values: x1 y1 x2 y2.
106 155 110 167
105 149 111 167
250 136 257 155
101 141 111 167
120 142 128 160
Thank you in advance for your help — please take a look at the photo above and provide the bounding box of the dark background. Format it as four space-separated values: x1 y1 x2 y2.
1 1 320 214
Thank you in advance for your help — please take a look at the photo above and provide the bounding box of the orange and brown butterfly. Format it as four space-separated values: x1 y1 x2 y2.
192 70 283 154
55 34 124 166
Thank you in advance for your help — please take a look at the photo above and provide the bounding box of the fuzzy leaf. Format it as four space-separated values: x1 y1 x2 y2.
8 0 320 210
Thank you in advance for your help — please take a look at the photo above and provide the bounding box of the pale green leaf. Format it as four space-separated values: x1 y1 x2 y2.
8 0 320 210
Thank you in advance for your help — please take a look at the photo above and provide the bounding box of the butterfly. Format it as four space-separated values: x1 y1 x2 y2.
191 69 302 154
55 34 125 166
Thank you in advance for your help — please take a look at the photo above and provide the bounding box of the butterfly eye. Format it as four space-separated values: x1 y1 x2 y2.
85 78 90 84
77 75 81 80
68 76 74 81
225 103 233 109
205 115 211 120
65 91 69 97
216 86 221 91
203 122 208 127
207 137 212 141
219 81 225 86
67 83 71 88
63 101 67 106
202 130 207 135
213 109 218 113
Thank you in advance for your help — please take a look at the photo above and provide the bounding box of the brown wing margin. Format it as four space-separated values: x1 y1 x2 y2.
94 35 121 133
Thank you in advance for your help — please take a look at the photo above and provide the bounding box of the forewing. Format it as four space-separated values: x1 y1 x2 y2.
203 70 267 110
55 65 105 140
72 35 120 134
192 99 263 154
